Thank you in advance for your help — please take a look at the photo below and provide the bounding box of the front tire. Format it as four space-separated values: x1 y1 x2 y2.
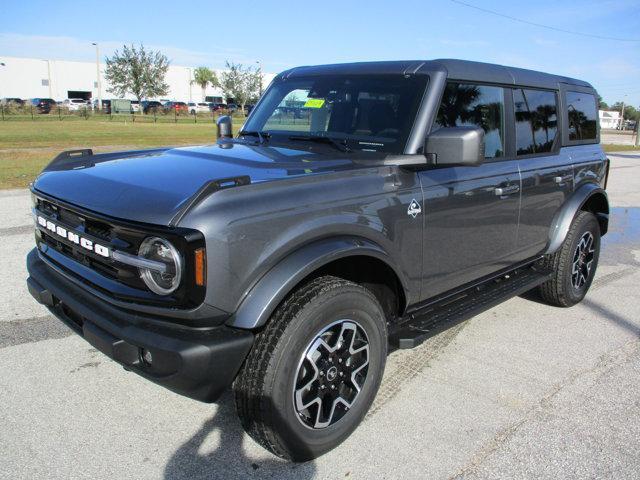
234 276 387 461
538 210 601 307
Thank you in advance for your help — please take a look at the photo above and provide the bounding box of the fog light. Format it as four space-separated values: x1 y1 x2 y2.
140 348 153 366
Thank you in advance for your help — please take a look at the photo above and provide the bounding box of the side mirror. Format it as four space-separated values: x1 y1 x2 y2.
425 126 485 167
216 115 233 139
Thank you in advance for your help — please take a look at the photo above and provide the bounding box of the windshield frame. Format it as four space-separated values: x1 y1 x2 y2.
243 74 430 155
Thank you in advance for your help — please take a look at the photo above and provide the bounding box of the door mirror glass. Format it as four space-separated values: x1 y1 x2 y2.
425 126 485 167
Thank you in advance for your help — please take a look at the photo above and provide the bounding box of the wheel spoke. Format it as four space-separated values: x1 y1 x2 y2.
571 231 596 290
293 319 370 429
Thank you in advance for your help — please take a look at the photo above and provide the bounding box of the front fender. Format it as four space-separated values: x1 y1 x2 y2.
546 183 609 254
226 236 406 330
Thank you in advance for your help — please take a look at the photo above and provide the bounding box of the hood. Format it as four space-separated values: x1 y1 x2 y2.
33 142 368 226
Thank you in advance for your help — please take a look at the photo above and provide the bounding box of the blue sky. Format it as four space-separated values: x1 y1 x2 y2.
1 0 639 106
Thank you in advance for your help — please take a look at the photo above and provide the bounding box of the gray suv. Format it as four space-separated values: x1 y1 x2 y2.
26 59 608 461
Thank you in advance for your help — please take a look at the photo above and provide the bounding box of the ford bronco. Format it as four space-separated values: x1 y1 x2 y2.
26 59 608 461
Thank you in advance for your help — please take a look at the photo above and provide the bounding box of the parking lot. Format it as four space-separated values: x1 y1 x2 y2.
0 152 639 479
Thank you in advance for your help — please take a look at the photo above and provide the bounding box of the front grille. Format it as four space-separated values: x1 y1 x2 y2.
34 197 144 291
32 192 207 308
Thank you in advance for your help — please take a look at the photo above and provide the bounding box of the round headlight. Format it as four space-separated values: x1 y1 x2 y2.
138 237 183 295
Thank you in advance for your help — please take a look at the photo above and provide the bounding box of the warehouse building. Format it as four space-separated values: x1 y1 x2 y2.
0 56 275 103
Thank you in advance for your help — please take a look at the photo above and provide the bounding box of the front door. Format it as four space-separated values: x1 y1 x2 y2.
418 82 520 300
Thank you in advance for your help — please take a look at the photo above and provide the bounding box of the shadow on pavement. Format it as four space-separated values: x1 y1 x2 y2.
164 392 316 480
521 290 640 339
583 298 640 338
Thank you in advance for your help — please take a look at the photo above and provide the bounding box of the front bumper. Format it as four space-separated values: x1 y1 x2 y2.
26 248 254 402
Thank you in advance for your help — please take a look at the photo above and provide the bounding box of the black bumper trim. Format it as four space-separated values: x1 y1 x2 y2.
27 249 254 403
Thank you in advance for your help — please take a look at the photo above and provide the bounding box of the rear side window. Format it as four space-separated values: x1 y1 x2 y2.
566 91 597 141
434 83 505 158
513 89 558 155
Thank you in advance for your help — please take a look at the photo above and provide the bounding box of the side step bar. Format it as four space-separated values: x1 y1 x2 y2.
389 265 553 349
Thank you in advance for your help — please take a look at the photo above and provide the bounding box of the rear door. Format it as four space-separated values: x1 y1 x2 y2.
513 87 574 258
418 82 521 300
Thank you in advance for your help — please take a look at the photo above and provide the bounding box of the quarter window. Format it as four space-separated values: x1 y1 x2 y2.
434 83 505 158
566 91 597 141
513 89 558 155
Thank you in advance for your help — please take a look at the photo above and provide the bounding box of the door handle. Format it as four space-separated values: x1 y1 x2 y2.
554 175 573 184
494 184 520 196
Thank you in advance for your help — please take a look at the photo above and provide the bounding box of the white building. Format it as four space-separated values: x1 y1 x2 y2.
599 109 621 130
0 55 275 103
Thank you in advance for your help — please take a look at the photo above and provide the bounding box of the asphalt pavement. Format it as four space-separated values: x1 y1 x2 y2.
0 152 638 479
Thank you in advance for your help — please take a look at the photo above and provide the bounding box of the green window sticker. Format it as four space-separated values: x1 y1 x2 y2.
304 98 325 108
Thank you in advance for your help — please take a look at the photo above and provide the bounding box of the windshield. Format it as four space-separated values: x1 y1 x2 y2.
244 75 428 153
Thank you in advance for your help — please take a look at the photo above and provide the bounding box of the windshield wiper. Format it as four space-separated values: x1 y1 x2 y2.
239 130 270 144
288 135 352 153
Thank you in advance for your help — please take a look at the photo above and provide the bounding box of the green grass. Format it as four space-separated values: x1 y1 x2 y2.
0 118 245 189
602 144 640 152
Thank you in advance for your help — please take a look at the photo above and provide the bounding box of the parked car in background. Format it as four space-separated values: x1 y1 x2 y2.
209 103 228 112
92 99 112 114
30 98 57 114
63 98 89 111
227 103 238 113
131 100 140 113
163 101 188 114
187 102 210 115
141 100 163 114
1 97 25 105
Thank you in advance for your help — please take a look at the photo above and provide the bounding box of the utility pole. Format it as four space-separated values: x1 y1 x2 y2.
619 94 627 130
256 60 263 96
188 67 192 102
92 43 102 110
0 62 5 99
45 60 52 98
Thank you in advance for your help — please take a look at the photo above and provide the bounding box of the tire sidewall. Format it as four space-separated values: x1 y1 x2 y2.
562 212 600 304
265 284 387 460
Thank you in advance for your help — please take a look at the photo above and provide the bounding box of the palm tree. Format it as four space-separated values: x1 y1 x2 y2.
533 104 557 146
191 67 220 102
436 84 481 127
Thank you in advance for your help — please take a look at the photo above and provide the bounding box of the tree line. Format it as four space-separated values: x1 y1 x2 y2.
104 44 263 112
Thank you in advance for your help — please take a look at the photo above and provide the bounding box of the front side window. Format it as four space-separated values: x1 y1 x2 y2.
514 89 558 155
566 91 597 141
244 75 428 153
434 83 505 158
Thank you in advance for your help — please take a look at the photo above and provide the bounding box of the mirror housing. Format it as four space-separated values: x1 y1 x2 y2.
425 126 485 167
216 115 233 140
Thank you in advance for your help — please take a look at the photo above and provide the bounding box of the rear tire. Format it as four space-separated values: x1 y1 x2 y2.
234 275 387 461
538 210 600 307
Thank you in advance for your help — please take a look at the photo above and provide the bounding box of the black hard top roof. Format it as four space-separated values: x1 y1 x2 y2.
280 58 592 90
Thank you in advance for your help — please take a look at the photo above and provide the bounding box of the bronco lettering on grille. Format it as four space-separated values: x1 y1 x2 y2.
36 215 110 258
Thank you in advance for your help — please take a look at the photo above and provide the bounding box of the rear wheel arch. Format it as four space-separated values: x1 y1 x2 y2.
580 191 609 236
546 183 609 255
226 237 408 330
